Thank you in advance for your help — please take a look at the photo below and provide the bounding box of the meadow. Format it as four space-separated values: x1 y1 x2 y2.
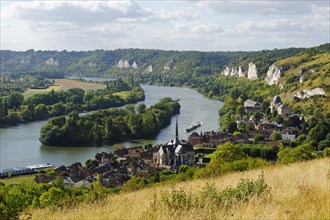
28 158 329 219
23 79 106 98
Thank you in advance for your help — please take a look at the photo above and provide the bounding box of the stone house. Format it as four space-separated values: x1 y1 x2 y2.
270 95 291 117
244 99 261 112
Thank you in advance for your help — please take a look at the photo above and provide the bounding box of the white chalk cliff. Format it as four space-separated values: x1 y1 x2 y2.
265 64 281 85
88 62 97 67
117 60 131 69
230 67 238 77
46 58 59 66
132 61 138 69
247 62 258 80
295 88 326 99
222 67 230 76
147 65 153 73
238 66 245 77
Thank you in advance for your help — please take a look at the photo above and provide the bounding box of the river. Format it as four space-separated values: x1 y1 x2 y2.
0 84 223 169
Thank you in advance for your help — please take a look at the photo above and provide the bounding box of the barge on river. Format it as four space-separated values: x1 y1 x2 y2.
185 122 202 132
0 163 54 178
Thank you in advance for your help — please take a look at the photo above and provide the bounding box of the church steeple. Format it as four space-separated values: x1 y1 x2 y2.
174 117 179 145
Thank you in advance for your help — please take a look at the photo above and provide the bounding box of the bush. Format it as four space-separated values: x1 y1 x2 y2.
324 148 330 157
318 140 330 151
278 144 315 164
254 134 265 144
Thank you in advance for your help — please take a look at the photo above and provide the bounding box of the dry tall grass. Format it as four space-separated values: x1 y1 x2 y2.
29 158 330 220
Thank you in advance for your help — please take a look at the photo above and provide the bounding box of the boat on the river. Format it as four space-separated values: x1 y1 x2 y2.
185 122 202 132
0 163 54 178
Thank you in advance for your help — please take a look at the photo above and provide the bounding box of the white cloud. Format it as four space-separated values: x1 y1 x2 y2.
0 1 329 51
195 0 328 15
3 0 144 24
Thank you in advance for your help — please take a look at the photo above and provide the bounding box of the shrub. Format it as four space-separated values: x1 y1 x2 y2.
278 144 315 164
147 173 269 216
318 140 330 151
254 134 265 144
324 147 330 157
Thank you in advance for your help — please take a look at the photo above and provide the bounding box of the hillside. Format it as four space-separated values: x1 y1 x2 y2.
275 50 330 115
0 47 306 77
28 158 329 219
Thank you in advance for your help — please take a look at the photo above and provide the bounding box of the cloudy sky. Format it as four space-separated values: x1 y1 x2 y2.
1 0 329 51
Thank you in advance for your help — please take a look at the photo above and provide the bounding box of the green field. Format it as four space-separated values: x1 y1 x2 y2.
0 175 35 185
23 79 106 98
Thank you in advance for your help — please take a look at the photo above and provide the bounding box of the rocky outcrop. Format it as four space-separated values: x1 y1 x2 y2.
46 57 59 66
117 60 131 69
265 64 281 85
295 88 326 99
88 62 97 67
247 62 258 80
230 67 238 77
21 57 31 64
237 66 245 77
164 60 176 70
132 61 138 69
222 66 230 76
146 65 153 73
222 63 256 80
299 75 308 83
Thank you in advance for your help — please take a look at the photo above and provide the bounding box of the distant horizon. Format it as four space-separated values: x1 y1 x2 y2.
1 42 329 53
1 1 329 52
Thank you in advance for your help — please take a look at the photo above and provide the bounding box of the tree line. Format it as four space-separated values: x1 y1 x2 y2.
0 79 145 127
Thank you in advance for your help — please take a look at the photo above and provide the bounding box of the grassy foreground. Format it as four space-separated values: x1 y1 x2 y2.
28 158 329 219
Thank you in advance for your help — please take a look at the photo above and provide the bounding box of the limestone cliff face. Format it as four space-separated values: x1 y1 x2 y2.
230 67 238 77
238 66 245 77
132 61 138 69
222 66 230 76
46 58 59 66
265 64 281 85
88 62 97 67
222 63 255 80
147 65 153 73
295 88 326 99
247 62 258 80
117 60 131 69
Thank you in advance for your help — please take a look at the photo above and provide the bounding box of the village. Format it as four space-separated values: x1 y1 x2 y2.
32 94 306 188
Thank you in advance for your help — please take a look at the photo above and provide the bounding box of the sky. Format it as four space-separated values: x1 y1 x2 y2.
1 0 329 51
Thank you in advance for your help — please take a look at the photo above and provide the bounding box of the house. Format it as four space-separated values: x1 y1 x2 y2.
244 99 261 112
270 95 291 117
63 175 84 188
281 129 296 142
153 118 195 167
256 119 279 130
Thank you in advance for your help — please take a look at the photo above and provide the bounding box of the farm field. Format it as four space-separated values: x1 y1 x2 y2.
23 79 106 98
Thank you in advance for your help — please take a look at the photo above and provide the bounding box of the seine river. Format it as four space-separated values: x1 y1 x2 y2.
0 83 223 169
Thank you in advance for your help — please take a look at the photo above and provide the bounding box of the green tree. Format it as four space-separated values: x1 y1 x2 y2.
254 134 265 144
271 131 282 141
7 92 24 109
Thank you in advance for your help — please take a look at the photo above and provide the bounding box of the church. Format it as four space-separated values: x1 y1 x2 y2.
153 118 195 167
